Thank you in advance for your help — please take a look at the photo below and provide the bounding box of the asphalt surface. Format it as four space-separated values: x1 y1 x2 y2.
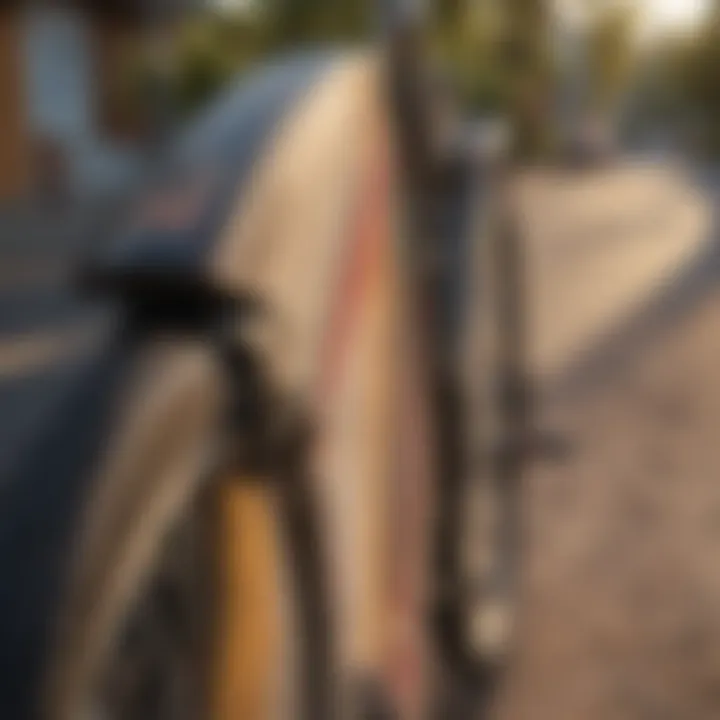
492 162 720 720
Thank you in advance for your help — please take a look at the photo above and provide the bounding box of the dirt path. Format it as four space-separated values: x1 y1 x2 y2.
493 164 720 720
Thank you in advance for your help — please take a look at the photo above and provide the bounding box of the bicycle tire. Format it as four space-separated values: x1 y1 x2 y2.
42 337 334 720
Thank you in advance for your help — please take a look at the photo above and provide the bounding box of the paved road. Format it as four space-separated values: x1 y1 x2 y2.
491 161 720 720
517 161 713 390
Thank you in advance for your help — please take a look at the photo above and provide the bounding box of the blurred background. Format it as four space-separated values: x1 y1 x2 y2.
4 1 720 719
2 0 720 261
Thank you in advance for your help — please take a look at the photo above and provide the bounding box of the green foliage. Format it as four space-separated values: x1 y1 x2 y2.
586 4 637 114
154 2 368 116
175 22 232 112
174 16 263 113
647 7 720 154
429 0 557 157
121 0 556 151
431 0 513 114
682 21 720 152
264 0 370 47
122 13 268 121
502 0 555 159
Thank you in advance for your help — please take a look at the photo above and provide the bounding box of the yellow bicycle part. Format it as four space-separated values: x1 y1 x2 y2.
211 478 284 720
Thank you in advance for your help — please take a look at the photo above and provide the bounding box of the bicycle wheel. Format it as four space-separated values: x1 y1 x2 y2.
461 173 525 675
433 161 525 706
42 338 331 720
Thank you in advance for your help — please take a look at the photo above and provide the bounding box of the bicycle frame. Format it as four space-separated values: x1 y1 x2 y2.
0 5 531 714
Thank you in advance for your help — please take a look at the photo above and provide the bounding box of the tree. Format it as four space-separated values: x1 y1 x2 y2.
264 0 370 46
649 3 720 154
503 0 555 158
585 3 636 117
431 0 509 113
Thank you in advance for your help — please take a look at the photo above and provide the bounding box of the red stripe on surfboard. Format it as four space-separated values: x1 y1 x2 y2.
318 138 391 401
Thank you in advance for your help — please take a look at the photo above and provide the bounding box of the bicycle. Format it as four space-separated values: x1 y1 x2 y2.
0 12 531 720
